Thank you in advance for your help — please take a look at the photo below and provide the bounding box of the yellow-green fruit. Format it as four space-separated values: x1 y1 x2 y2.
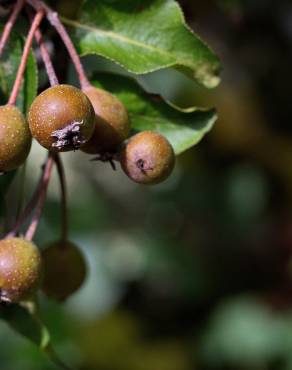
0 238 42 303
28 84 95 152
81 87 130 153
120 131 175 185
0 105 31 172
42 240 86 301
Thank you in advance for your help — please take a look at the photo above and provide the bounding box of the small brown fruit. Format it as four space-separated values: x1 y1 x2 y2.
0 238 42 303
0 105 31 172
120 131 175 185
42 240 86 301
28 84 95 152
81 86 130 153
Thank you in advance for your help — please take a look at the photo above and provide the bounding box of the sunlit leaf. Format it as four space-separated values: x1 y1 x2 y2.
66 0 220 88
90 73 217 154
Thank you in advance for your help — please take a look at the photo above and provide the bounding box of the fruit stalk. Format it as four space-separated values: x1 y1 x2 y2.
8 8 44 105
6 157 50 238
25 154 54 241
47 10 90 89
15 161 27 222
34 27 59 86
0 0 25 57
29 0 90 89
26 5 59 86
53 154 68 242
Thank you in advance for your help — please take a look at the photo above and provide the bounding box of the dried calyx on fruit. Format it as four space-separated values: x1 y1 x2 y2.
120 131 175 185
0 105 31 173
28 84 95 152
0 237 42 303
42 240 86 301
81 86 130 154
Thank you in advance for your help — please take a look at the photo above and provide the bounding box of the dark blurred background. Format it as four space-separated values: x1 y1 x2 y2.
3 0 292 369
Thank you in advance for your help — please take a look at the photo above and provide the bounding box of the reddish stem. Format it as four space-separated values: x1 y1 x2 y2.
47 11 90 89
34 28 59 86
5 190 38 238
0 0 25 57
54 154 68 242
25 154 54 241
29 0 90 89
8 8 44 106
26 5 59 86
6 156 50 238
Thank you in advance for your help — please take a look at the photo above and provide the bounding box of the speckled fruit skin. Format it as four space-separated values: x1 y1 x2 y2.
0 238 42 303
28 84 95 152
81 87 130 153
0 105 31 172
42 240 86 301
120 131 175 185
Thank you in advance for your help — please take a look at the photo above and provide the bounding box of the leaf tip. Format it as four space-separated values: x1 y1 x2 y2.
194 63 221 89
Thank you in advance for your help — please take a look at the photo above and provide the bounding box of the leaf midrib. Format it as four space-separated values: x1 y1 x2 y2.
62 17 196 67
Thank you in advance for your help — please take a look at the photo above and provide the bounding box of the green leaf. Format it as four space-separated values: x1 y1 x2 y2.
65 0 220 88
0 302 50 349
19 47 38 114
0 302 73 370
91 73 217 155
0 25 38 113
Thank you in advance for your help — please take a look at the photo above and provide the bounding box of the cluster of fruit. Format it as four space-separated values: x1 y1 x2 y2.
0 2 175 305
0 84 175 183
